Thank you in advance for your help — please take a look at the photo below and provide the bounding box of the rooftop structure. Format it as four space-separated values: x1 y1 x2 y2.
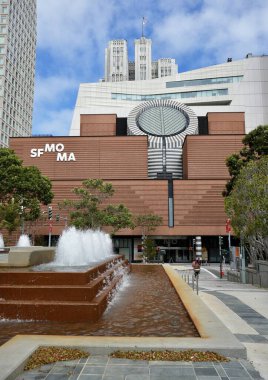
104 37 178 82
72 55 268 135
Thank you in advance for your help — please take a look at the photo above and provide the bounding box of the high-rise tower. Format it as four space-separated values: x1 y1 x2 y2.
0 0 37 147
103 37 178 82
134 37 152 81
104 40 129 82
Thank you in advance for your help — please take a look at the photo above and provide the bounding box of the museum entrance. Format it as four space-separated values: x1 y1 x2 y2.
155 238 193 263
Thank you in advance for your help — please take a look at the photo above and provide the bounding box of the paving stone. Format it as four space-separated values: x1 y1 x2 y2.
79 375 103 380
104 365 149 376
87 356 109 364
221 361 244 369
192 362 214 367
150 365 195 377
150 376 196 380
150 361 192 366
214 364 227 377
73 364 84 375
194 367 218 376
125 375 150 380
81 366 105 375
109 358 148 366
50 365 76 374
46 374 72 380
15 374 47 380
223 367 251 378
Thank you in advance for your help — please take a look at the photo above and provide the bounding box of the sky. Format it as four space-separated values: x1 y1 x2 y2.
33 0 268 136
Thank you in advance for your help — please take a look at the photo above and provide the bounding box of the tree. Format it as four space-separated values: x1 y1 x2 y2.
142 236 157 262
0 148 54 234
134 213 163 262
59 179 134 232
134 213 163 236
103 204 134 234
225 156 268 263
224 125 268 196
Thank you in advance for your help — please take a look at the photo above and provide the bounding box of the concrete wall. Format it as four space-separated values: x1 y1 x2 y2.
228 261 268 289
246 261 268 289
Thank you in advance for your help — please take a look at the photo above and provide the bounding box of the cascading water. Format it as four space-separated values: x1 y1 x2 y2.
16 234 31 247
54 227 113 266
0 233 4 248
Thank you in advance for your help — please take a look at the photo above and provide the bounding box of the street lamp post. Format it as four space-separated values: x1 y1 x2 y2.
219 235 223 278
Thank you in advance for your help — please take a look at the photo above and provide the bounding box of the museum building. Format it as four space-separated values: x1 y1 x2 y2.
9 54 268 263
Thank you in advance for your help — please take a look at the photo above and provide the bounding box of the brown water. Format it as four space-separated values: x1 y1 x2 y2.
0 265 199 345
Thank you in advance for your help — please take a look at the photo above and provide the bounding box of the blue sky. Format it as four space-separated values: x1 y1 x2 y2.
33 0 268 136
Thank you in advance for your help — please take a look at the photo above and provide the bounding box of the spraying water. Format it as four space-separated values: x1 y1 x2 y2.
17 234 32 247
54 227 113 266
0 234 4 248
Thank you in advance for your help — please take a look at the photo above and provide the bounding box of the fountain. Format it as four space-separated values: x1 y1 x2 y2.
16 234 32 247
54 227 113 266
0 227 130 322
0 233 10 254
0 233 4 248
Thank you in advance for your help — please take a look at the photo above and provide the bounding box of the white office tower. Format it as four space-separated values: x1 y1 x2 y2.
104 40 129 82
135 37 152 80
0 0 37 147
158 58 178 78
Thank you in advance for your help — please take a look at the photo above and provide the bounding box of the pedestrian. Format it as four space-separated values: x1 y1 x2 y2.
192 257 201 277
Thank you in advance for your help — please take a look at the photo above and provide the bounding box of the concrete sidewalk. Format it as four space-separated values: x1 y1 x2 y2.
176 264 268 380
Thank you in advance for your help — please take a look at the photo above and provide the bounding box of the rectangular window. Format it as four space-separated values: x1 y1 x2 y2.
1 5 8 13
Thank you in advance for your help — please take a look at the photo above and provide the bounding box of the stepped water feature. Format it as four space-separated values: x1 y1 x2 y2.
0 228 130 322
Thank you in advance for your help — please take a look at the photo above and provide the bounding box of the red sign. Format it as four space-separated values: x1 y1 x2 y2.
226 218 231 233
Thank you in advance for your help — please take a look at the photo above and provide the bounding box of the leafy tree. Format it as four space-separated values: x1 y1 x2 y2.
225 156 268 263
59 179 134 232
142 236 157 262
0 201 20 235
134 213 163 262
0 148 54 234
103 204 134 234
224 125 268 196
134 213 163 236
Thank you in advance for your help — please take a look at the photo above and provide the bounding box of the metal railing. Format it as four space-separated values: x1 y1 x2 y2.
181 270 199 295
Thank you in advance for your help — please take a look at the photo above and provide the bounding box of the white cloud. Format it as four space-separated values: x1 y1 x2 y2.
34 75 78 105
152 0 268 67
33 108 74 136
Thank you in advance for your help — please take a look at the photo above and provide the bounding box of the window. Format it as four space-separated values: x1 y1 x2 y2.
111 88 229 101
1 5 8 13
166 75 243 88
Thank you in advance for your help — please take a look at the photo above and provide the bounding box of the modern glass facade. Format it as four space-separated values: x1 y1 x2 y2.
111 88 228 101
166 75 243 88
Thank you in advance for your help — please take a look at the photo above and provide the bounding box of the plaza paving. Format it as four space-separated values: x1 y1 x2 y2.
1 263 267 380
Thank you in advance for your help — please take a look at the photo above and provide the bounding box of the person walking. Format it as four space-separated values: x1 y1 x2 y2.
192 257 201 277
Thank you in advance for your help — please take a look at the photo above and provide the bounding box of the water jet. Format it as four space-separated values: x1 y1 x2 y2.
16 234 31 247
0 227 129 323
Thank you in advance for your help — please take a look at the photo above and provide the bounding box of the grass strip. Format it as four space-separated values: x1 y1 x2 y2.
111 349 229 362
24 346 89 370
